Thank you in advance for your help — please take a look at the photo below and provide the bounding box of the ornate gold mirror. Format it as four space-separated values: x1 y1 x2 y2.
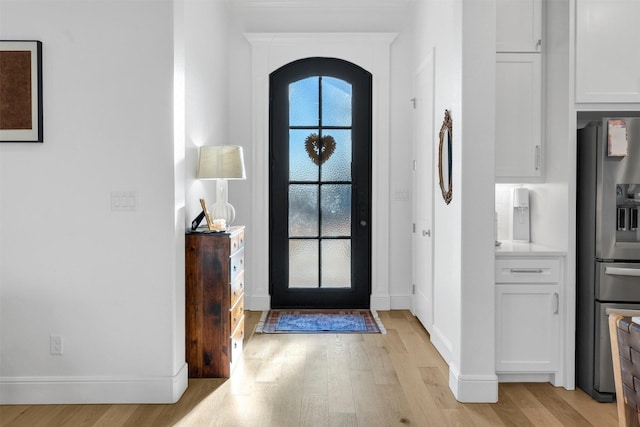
438 109 453 205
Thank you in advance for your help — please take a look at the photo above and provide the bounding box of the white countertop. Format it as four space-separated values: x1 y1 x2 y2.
495 241 566 257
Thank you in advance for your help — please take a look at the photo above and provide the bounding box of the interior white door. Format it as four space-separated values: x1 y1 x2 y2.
412 52 435 331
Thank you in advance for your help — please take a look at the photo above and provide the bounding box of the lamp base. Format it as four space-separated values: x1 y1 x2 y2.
210 179 236 224
210 202 236 225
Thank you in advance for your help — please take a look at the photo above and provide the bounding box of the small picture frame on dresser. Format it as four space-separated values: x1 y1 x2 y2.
199 198 215 231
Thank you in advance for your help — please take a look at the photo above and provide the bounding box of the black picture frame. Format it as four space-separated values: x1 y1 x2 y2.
0 40 43 143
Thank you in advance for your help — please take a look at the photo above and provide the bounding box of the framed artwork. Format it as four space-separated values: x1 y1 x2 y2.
0 40 43 142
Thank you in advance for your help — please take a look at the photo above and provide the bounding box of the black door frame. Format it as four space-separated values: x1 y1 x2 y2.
269 57 372 309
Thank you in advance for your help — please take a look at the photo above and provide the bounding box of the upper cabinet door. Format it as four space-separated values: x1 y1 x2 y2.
496 0 542 52
495 53 543 180
575 0 640 103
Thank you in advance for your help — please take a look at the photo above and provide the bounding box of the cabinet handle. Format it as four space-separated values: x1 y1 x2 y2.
509 268 544 273
554 292 559 315
535 146 541 170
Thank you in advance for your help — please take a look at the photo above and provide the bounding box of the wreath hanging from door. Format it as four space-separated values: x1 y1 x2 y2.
304 133 336 166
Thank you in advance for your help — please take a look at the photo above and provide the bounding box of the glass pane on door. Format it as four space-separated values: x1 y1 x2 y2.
321 240 351 288
321 184 351 236
289 240 319 288
287 75 353 290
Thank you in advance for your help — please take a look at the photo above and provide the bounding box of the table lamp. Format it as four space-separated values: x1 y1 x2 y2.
197 145 246 225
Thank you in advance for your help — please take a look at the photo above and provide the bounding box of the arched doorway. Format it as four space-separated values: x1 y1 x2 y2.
269 57 372 308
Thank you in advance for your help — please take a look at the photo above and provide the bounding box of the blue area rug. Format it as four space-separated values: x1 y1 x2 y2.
256 310 385 334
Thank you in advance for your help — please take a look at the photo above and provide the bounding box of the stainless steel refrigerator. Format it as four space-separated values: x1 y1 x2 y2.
577 117 640 402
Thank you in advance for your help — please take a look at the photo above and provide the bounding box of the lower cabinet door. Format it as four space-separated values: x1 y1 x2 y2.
496 284 560 372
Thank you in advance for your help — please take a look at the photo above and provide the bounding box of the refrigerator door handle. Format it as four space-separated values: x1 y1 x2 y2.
605 267 640 277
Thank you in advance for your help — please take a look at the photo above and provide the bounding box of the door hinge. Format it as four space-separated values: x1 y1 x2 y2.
413 160 417 171
412 284 416 294
412 223 416 233
410 98 417 109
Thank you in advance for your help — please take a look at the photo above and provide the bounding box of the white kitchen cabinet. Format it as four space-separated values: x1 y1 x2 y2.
495 53 542 181
495 253 564 385
496 0 542 52
496 285 559 372
575 0 640 103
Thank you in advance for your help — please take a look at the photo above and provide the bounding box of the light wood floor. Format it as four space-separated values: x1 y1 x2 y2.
1 310 617 427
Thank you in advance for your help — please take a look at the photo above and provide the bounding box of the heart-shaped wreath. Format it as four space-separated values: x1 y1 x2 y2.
304 133 336 166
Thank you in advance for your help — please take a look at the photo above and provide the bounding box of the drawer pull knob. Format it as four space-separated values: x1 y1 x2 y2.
509 268 544 274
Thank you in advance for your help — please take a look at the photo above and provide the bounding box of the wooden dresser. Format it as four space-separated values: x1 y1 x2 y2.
185 226 245 378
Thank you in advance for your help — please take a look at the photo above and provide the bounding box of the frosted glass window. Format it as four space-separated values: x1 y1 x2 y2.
286 74 355 291
320 129 351 182
290 129 319 181
289 240 319 288
321 77 352 126
321 240 351 288
321 184 351 237
289 77 319 126
289 185 318 237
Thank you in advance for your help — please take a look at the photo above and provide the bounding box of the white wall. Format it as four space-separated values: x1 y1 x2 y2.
413 0 458 365
183 0 232 222
0 0 186 404
412 0 497 402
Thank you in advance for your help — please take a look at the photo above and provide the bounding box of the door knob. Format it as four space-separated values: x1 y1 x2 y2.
422 229 431 237
360 220 367 227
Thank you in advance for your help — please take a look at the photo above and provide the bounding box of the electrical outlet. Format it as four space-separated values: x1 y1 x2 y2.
50 335 63 355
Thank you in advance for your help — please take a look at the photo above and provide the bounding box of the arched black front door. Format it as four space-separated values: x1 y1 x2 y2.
269 57 372 309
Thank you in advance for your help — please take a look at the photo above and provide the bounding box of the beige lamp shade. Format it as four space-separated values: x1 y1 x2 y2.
197 145 246 180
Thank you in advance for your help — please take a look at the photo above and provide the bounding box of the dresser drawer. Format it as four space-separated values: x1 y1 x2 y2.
231 271 245 308
495 258 561 284
230 248 244 283
231 229 245 254
230 296 244 334
230 317 244 364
